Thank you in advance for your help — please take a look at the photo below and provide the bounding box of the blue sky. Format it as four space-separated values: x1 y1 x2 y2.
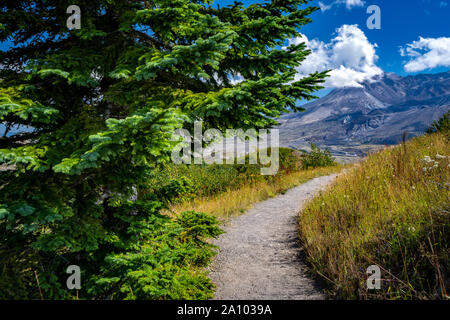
216 0 450 88
302 0 450 75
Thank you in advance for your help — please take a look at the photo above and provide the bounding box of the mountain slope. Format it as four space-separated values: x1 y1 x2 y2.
279 71 450 155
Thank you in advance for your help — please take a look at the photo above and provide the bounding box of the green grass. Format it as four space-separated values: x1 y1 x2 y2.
299 132 449 299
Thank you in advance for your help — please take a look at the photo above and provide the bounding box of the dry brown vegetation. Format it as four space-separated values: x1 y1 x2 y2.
299 132 449 299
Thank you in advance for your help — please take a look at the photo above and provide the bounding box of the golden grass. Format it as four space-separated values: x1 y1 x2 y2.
299 132 450 299
164 165 344 219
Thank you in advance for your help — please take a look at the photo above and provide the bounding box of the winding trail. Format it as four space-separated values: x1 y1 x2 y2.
209 174 337 300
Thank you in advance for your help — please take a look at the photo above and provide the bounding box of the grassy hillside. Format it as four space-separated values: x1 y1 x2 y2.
299 131 449 299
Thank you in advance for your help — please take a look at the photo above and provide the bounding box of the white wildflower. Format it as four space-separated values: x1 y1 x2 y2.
422 156 432 163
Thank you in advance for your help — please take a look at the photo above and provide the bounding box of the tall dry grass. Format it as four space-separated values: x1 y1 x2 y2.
299 132 449 299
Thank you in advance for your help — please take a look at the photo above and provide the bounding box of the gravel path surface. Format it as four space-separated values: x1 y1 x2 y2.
209 174 337 300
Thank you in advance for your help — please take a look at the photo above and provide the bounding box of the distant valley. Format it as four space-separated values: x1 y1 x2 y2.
278 71 450 161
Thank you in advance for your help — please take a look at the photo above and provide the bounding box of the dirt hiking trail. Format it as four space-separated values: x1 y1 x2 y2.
209 174 337 300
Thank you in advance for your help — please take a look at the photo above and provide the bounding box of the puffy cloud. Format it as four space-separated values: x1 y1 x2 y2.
338 0 365 9
289 25 383 88
400 37 450 72
318 0 365 12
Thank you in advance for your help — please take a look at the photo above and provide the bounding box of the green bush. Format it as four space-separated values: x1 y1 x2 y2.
301 143 336 169
427 111 449 134
0 210 223 300
89 211 223 300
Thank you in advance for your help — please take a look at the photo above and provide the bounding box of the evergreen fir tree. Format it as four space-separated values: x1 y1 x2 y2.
0 0 327 298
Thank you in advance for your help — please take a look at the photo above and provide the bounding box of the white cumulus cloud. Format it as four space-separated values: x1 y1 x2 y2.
319 0 365 12
400 36 450 72
339 0 365 9
289 24 383 88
